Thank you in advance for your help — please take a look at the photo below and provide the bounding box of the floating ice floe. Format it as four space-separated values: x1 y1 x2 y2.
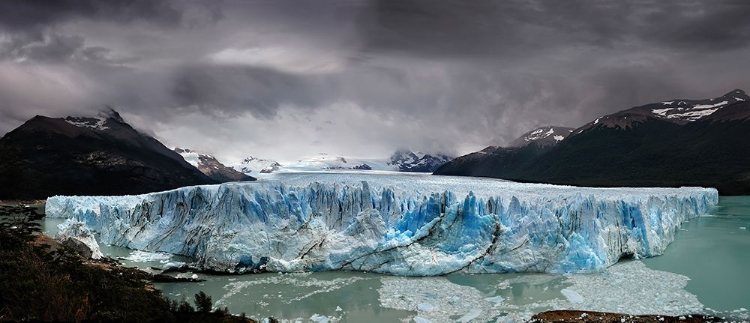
124 250 174 263
378 261 704 322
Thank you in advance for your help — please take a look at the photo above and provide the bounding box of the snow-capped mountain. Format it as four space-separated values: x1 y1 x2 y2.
0 109 215 199
437 89 750 195
282 153 395 172
576 89 749 133
62 109 123 131
174 148 254 182
507 126 575 148
388 149 453 172
233 156 281 175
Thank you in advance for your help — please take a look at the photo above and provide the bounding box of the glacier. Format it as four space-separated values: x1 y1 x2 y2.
46 173 718 276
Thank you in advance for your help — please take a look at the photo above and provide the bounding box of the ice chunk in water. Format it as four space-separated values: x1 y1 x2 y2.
417 303 436 312
457 309 482 322
561 289 584 303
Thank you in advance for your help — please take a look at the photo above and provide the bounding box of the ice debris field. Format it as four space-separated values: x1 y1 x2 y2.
47 173 718 276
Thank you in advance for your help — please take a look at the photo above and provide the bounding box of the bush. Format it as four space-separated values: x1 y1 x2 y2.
194 291 213 313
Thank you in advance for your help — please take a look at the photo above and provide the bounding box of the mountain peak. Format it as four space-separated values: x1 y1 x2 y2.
724 89 748 99
98 107 125 123
63 107 126 131
507 126 574 148
575 88 750 133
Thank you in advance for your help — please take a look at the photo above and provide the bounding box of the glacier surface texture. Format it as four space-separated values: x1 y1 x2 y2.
46 173 718 276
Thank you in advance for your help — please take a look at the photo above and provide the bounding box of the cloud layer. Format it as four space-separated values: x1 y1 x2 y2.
1 0 749 162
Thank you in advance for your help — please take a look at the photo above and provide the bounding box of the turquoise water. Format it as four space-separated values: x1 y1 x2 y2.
155 272 415 321
642 196 750 312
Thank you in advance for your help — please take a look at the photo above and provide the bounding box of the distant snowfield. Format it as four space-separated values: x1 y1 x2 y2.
277 155 397 172
48 172 718 276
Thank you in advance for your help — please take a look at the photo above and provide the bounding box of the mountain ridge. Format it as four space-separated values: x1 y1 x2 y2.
0 110 218 199
173 148 255 182
435 89 750 195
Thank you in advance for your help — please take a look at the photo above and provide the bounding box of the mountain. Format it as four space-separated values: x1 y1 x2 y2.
283 153 393 172
507 126 574 147
388 149 453 172
434 125 572 178
574 89 748 132
173 148 254 182
0 109 216 200
435 89 750 195
233 156 281 175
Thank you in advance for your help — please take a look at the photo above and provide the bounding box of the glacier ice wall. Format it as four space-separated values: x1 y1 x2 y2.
46 173 718 275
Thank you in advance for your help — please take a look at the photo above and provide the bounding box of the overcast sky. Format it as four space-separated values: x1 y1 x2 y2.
1 0 749 163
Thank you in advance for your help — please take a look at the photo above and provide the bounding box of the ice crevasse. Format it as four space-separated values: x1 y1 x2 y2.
46 173 718 276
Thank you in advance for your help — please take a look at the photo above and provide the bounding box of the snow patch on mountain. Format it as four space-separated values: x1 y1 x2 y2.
651 100 730 122
62 109 125 131
173 148 202 167
508 126 575 148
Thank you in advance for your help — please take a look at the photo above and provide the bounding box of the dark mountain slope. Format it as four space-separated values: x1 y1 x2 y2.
433 144 549 179
435 91 750 195
0 111 216 199
434 125 573 178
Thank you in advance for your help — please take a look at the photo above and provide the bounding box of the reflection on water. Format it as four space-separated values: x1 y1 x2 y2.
155 271 414 321
446 273 571 306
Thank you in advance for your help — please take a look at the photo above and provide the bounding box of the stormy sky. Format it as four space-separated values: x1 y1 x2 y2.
1 0 749 163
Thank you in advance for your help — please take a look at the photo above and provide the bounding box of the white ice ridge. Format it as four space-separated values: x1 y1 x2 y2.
46 173 718 276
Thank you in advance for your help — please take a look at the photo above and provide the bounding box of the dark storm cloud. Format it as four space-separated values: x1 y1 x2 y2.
638 1 750 50
0 30 136 65
1 0 749 160
0 0 183 31
171 65 331 118
345 0 750 145
356 0 750 58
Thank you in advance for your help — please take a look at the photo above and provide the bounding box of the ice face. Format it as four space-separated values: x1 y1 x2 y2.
55 219 104 259
46 173 718 276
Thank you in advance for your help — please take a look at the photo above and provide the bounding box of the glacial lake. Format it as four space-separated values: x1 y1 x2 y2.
42 196 750 322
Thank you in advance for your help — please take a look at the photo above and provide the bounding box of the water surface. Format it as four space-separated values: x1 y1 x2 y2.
642 196 750 311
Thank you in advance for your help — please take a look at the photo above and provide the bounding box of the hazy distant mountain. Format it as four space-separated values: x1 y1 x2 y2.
389 149 453 172
233 156 282 175
174 148 254 182
435 89 750 195
0 109 216 199
282 153 392 172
